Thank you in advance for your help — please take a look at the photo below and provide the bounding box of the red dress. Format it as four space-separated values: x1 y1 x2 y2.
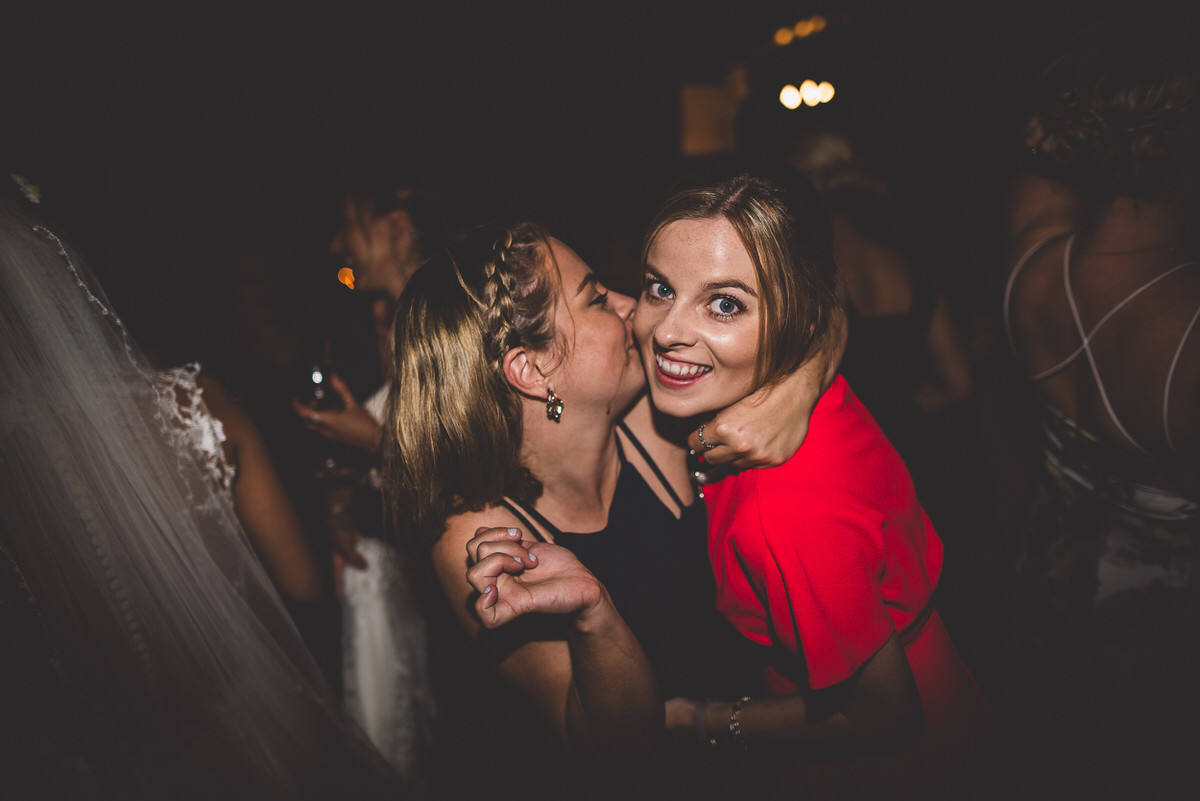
704 376 992 795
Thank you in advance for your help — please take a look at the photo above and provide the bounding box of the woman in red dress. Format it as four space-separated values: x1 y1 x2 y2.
633 168 993 797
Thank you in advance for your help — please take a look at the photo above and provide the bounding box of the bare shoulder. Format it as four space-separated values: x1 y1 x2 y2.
433 504 530 570
1008 171 1076 263
195 371 252 438
432 504 529 636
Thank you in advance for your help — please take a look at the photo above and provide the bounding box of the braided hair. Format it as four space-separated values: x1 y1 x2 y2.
382 222 562 547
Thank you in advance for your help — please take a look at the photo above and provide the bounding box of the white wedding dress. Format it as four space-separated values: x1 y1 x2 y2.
0 193 402 798
340 384 435 787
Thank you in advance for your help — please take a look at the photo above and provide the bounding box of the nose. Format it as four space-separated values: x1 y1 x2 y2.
650 297 695 350
611 289 636 321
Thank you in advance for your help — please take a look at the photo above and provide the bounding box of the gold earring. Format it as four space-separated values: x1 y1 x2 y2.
546 389 564 422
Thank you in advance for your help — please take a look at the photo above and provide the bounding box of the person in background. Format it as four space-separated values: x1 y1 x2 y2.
1005 14 1199 793
291 178 459 784
788 132 974 477
0 180 401 799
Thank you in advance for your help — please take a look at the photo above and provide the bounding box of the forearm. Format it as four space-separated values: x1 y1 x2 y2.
694 636 922 760
460 525 664 759
562 591 663 759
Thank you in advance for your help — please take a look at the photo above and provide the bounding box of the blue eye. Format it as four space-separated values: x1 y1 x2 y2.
647 281 672 300
711 295 743 318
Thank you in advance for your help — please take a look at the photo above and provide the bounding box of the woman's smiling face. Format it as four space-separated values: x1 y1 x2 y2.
634 216 760 420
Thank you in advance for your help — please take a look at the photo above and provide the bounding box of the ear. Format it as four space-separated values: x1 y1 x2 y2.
502 347 550 401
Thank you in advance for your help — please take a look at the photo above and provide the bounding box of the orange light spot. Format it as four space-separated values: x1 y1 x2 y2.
794 20 814 37
818 82 835 103
774 27 794 46
779 84 801 109
338 267 355 289
811 15 827 32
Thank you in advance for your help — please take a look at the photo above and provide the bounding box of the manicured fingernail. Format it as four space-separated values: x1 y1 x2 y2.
527 551 537 562
507 527 520 537
512 555 523 565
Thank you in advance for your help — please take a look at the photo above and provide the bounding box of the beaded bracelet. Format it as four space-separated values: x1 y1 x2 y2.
728 696 751 750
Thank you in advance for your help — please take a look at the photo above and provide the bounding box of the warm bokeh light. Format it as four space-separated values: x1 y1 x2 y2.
779 84 801 109
338 267 355 289
818 81 835 103
811 15 827 32
794 20 814 38
774 27 794 46
800 79 821 106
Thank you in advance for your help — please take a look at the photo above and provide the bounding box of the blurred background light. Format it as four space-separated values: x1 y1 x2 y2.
779 84 801 109
338 267 355 289
774 27 794 46
818 81 835 103
794 20 814 38
800 79 821 106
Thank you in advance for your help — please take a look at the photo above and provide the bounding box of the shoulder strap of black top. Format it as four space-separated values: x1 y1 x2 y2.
500 497 560 542
617 421 687 509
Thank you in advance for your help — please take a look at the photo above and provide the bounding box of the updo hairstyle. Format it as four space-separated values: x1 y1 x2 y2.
1033 15 1200 202
382 222 563 546
343 177 461 264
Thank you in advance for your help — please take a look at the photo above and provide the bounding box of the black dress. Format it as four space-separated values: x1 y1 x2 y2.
502 422 761 702
426 424 765 800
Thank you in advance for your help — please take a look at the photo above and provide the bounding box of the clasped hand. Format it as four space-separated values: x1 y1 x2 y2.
465 526 605 628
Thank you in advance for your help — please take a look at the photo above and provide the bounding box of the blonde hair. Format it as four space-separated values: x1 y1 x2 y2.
642 170 841 392
382 223 561 547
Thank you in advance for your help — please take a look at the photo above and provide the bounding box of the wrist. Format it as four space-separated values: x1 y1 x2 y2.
568 582 618 634
698 697 750 750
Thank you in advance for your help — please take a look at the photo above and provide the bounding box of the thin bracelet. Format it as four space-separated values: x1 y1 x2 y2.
728 696 751 750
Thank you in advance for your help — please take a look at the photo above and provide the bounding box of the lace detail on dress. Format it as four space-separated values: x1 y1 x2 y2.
152 364 236 510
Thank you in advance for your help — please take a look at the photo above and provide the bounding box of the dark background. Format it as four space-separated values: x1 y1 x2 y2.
0 0 1127 653
3 3 1180 790
3 1 1122 298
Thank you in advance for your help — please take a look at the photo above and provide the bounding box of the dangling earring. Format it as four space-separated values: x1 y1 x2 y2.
546 389 564 422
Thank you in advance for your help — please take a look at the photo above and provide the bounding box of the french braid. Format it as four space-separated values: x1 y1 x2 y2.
480 224 560 367
382 221 560 547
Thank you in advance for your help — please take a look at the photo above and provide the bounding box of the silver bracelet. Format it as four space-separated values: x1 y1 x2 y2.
728 696 751 750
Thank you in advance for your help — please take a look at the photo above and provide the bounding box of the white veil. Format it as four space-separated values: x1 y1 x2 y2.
0 195 403 799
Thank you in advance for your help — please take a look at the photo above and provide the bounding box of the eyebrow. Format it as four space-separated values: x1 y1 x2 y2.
644 264 758 298
702 278 757 297
576 272 599 295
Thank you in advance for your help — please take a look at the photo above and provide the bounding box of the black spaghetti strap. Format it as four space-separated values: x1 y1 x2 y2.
499 498 553 543
617 421 688 509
